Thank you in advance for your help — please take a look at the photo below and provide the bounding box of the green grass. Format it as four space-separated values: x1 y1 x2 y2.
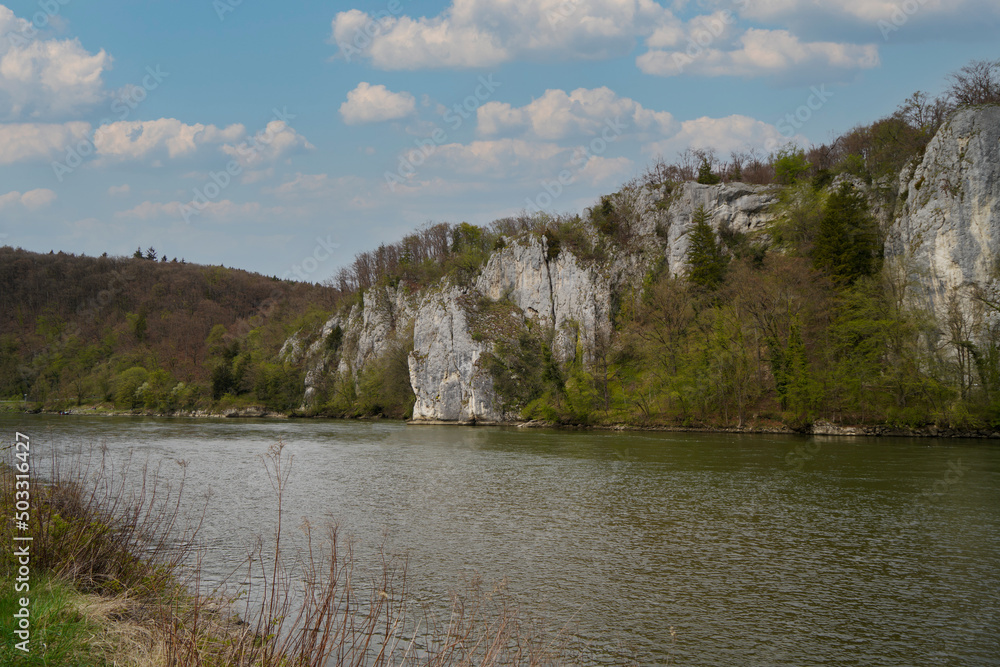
0 575 104 665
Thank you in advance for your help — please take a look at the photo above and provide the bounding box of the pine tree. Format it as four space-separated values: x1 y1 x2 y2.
696 159 721 185
686 205 727 289
813 183 881 285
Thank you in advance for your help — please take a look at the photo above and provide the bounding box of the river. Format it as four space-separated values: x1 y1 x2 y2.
3 414 998 665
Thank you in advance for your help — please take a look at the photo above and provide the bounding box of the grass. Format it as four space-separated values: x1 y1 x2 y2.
0 442 578 666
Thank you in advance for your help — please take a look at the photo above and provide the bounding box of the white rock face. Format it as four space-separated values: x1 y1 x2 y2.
661 182 778 276
886 106 1000 329
408 286 502 422
475 237 612 362
299 286 416 404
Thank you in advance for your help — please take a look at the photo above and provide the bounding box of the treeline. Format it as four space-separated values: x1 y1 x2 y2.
0 247 337 412
667 58 1000 191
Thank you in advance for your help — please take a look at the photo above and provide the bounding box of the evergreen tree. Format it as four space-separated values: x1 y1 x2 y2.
686 205 727 289
696 159 721 185
813 183 881 285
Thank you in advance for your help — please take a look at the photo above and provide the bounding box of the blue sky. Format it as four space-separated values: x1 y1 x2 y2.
0 0 997 282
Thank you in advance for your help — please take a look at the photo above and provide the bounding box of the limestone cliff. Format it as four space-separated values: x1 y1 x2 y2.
289 107 999 421
886 105 1000 332
288 180 779 422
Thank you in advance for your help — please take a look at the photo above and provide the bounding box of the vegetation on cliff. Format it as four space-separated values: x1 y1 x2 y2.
1 59 999 428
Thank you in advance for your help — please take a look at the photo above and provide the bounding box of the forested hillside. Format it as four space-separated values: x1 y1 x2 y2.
0 248 336 412
2 60 999 431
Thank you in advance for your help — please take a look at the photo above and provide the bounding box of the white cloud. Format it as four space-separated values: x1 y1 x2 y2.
637 28 879 79
108 184 130 196
478 87 676 140
116 199 285 222
94 118 245 160
0 121 90 164
340 82 417 124
115 200 182 219
737 0 1000 27
221 120 314 167
330 0 674 69
578 155 633 186
0 188 56 210
430 138 567 177
0 6 110 119
266 172 331 197
645 114 796 158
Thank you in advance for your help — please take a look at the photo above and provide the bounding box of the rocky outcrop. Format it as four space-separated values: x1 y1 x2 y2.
626 181 779 277
408 286 502 422
475 236 612 363
289 107 1000 422
289 286 417 404
886 105 1000 331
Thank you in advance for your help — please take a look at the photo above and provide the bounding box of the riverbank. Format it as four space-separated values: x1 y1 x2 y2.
9 401 998 439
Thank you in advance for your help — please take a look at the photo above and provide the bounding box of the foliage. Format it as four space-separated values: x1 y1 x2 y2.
685 205 728 289
812 183 882 285
696 158 721 185
772 145 812 185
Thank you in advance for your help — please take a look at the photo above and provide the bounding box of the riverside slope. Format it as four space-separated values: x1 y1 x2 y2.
289 106 999 423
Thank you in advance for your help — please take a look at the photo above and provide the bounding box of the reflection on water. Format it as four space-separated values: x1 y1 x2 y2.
4 415 998 665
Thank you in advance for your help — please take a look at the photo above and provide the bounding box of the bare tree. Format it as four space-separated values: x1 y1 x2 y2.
947 58 1000 107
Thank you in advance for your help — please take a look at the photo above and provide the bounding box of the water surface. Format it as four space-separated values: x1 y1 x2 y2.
4 414 998 665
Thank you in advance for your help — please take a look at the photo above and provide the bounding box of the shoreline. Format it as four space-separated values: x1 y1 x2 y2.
7 404 1000 439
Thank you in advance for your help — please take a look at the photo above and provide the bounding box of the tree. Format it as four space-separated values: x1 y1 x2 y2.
947 58 1000 107
772 146 811 184
812 183 881 285
133 247 143 259
696 159 721 185
685 205 727 289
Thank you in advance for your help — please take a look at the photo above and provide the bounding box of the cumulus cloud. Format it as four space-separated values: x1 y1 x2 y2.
430 138 567 177
736 0 1000 34
108 184 130 196
330 0 674 69
0 121 90 164
477 86 676 140
0 188 56 210
339 82 416 124
0 6 110 119
645 114 796 158
221 120 315 167
93 119 245 160
637 28 879 79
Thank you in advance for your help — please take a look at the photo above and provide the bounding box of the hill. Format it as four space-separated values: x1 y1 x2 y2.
0 248 336 412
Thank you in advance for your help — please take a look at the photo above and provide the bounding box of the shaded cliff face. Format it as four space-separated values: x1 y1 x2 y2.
887 106 1000 328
